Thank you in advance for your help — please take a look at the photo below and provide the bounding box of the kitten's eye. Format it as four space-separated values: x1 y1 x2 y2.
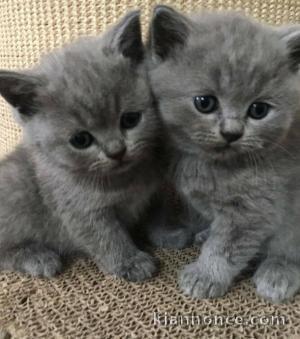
120 112 141 129
70 131 94 149
248 102 270 120
194 96 218 114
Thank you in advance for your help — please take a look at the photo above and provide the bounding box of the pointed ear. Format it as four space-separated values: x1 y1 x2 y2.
0 71 42 116
108 10 144 63
278 25 300 71
148 5 190 60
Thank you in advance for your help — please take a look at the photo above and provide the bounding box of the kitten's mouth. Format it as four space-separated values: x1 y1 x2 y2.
209 143 240 159
213 144 231 153
112 160 134 172
89 159 134 174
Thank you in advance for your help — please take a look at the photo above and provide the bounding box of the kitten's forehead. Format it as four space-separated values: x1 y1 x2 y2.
43 41 133 101
37 39 149 128
185 13 289 98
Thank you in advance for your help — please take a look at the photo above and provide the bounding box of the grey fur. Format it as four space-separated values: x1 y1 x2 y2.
0 11 163 282
141 183 196 250
148 6 300 302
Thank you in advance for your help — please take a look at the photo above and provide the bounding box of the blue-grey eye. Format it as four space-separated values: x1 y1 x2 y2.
120 112 141 129
194 96 218 114
248 102 270 120
70 131 94 149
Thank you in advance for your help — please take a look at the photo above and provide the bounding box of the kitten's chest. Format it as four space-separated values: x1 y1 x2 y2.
63 180 154 209
51 176 156 225
177 157 245 204
178 158 217 197
177 155 281 215
115 181 157 219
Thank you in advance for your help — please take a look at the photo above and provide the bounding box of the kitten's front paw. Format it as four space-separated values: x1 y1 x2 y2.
114 251 158 282
21 250 62 278
179 262 230 298
254 259 300 303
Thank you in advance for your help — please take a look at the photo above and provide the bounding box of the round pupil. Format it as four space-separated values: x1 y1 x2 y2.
248 103 269 119
70 132 93 149
194 96 217 113
121 112 141 129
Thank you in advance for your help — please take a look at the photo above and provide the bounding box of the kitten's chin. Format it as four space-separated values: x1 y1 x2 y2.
203 144 243 161
92 162 131 175
112 160 135 173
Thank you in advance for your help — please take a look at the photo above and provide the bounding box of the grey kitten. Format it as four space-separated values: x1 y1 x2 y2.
148 5 300 302
0 11 163 282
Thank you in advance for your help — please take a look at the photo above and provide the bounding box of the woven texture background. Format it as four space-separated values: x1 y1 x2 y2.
0 0 300 338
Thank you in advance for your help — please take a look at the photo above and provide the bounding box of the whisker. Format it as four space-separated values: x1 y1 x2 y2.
246 137 295 159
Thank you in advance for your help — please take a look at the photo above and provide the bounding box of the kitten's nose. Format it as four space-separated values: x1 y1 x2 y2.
106 147 126 160
105 141 127 160
220 131 243 143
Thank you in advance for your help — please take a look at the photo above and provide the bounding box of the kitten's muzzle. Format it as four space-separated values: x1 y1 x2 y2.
220 118 244 144
105 146 126 160
103 140 127 160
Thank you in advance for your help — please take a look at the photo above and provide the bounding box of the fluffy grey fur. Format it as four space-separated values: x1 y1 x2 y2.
0 11 164 282
148 6 300 302
143 183 196 249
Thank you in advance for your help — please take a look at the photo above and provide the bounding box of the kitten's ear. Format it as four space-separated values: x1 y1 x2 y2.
148 5 190 60
108 10 144 63
0 70 42 116
278 25 300 71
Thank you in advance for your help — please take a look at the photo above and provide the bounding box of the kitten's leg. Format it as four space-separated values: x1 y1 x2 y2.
0 243 62 277
253 226 300 302
72 211 157 282
95 222 158 282
178 206 270 298
185 204 211 246
253 257 300 303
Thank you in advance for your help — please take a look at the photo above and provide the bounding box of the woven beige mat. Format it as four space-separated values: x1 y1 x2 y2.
0 248 300 338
